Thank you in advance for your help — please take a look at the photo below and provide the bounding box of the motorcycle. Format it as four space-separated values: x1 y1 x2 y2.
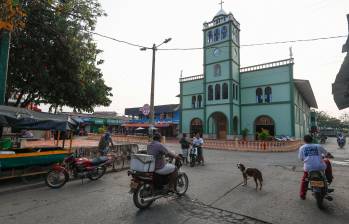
307 170 334 209
319 135 327 144
337 137 345 148
189 145 199 167
45 154 112 189
128 155 189 209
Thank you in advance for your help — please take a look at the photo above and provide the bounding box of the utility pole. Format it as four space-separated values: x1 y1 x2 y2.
149 44 156 128
140 38 171 137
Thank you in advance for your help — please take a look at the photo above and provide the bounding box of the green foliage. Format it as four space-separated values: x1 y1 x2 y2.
241 128 249 138
315 111 345 129
98 126 106 134
257 129 270 141
6 0 112 112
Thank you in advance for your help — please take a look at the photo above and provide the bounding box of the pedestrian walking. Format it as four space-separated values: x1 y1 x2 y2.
179 133 190 164
98 132 114 156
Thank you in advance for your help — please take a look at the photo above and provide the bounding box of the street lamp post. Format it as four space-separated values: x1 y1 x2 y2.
141 38 171 137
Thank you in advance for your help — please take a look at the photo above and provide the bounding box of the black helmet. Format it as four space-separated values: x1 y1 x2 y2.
153 132 161 141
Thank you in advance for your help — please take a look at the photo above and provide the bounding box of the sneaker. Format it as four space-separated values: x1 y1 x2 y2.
325 195 333 201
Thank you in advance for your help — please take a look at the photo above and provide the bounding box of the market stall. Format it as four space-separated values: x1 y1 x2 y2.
0 105 77 180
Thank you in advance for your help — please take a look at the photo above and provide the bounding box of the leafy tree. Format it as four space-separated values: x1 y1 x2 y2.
315 111 344 129
6 0 112 112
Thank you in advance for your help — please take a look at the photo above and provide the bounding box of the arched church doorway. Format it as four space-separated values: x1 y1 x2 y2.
190 118 203 137
208 112 228 139
233 116 238 135
254 115 275 138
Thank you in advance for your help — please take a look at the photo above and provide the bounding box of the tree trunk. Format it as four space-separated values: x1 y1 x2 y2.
15 91 24 107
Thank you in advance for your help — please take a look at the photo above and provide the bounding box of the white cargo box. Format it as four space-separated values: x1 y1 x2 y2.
130 154 155 172
0 151 15 155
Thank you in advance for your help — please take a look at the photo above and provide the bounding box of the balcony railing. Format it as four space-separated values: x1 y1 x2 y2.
240 58 294 73
179 74 204 83
180 59 294 82
203 14 240 29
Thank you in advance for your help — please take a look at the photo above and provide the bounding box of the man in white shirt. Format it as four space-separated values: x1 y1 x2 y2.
192 133 204 165
298 134 329 200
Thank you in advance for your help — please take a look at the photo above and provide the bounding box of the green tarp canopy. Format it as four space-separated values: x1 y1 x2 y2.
0 105 77 131
91 118 104 125
106 119 121 125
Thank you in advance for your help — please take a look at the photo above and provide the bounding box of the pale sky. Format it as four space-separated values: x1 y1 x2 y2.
90 0 349 117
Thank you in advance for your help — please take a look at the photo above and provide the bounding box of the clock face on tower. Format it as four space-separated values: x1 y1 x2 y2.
213 48 220 56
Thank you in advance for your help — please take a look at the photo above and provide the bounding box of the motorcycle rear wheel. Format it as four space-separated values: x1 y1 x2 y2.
133 183 153 209
190 155 195 167
176 173 189 196
88 166 106 180
45 170 69 189
315 192 324 209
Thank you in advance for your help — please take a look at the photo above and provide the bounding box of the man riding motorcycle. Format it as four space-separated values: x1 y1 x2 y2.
192 133 204 165
147 133 180 192
298 134 334 200
337 132 345 147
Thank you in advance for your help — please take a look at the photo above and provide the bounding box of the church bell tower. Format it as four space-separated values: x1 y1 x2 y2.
202 4 241 138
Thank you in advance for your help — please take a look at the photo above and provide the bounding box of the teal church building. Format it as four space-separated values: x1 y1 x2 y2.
179 8 318 140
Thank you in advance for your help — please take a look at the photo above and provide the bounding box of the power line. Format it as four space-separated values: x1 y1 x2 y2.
39 1 348 51
91 32 146 48
240 35 347 47
90 32 347 51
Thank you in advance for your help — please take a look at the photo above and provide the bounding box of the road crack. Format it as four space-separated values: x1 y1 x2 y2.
176 197 271 224
209 181 243 206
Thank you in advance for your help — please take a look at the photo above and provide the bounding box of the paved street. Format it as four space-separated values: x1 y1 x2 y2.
0 137 348 224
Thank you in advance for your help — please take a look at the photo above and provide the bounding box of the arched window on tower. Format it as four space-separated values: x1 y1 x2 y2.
222 83 228 99
235 85 239 100
265 87 272 103
208 85 213 101
214 28 220 41
221 26 227 39
256 88 263 103
192 96 196 108
208 31 213 43
214 64 221 76
233 84 235 99
198 95 202 107
215 84 221 100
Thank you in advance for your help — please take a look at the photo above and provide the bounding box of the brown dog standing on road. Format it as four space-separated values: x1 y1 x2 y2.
237 163 263 190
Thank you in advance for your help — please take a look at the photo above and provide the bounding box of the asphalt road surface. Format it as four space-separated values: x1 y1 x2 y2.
0 137 348 224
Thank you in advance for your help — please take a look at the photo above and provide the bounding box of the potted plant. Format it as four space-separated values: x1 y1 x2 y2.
257 129 270 141
257 129 270 150
241 128 249 142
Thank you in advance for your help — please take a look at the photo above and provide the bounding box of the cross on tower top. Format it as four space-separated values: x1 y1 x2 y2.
219 0 224 10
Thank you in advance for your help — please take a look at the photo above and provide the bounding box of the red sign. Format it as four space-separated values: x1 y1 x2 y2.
140 104 150 116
